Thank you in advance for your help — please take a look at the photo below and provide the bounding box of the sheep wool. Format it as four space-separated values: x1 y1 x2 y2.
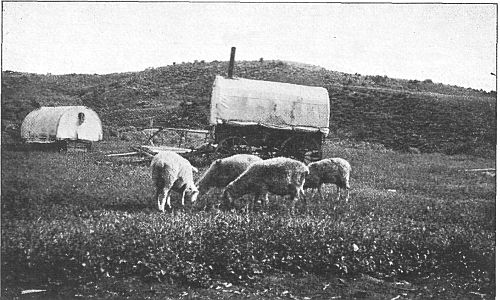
151 151 199 212
196 154 262 194
223 157 309 211
304 157 351 201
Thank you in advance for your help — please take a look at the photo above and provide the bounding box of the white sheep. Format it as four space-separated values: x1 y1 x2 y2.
304 157 351 202
151 151 199 212
222 157 309 212
196 154 263 195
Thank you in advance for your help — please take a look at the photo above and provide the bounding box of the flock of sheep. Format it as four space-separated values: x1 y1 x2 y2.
151 151 352 213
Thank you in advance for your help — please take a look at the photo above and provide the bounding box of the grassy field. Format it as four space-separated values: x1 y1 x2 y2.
1 139 495 299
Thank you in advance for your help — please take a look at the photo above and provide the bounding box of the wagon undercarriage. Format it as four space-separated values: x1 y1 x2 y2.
107 124 324 166
214 123 323 163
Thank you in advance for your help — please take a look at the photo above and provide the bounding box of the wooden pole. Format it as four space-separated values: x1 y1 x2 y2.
464 168 495 172
228 47 236 78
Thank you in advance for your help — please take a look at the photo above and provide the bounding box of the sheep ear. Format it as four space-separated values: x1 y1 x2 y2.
192 166 199 173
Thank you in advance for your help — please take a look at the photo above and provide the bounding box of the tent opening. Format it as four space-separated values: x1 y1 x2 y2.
78 112 86 125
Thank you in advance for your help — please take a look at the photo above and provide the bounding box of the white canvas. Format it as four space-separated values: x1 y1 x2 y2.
210 76 330 136
21 106 103 142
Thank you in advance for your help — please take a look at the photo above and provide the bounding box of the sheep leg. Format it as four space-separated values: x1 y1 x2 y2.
204 187 215 211
298 187 306 202
155 187 161 209
158 188 172 212
344 188 350 202
180 188 186 207
255 192 269 211
290 186 302 214
258 185 270 211
153 173 164 211
250 194 260 213
290 195 298 215
246 194 254 213
309 188 317 200
223 190 234 211
335 186 341 202
155 185 163 211
264 193 270 210
300 188 307 208
318 185 325 201
252 188 268 212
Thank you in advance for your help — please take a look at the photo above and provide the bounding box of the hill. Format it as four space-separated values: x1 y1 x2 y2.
1 60 496 156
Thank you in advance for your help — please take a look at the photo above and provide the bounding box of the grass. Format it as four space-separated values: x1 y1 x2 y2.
1 140 495 299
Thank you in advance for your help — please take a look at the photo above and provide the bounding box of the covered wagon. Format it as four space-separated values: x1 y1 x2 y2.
21 106 103 151
210 75 330 162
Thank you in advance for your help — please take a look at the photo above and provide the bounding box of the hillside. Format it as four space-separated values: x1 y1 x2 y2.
1 60 496 156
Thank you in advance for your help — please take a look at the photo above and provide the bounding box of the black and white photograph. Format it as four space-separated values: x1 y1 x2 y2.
1 2 496 299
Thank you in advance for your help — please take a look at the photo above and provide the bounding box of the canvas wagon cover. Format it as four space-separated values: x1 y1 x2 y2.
21 106 103 142
210 76 330 135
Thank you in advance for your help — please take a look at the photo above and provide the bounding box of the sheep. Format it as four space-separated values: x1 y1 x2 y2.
150 151 199 212
222 157 309 212
304 158 351 202
196 154 263 195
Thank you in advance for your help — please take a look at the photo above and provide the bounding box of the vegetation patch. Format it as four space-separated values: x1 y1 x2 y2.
1 141 495 298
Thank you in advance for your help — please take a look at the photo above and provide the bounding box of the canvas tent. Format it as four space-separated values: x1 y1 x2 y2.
210 76 330 136
21 106 103 143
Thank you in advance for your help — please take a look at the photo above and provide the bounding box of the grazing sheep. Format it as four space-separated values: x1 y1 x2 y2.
222 157 309 212
304 158 351 202
151 151 199 212
196 154 263 195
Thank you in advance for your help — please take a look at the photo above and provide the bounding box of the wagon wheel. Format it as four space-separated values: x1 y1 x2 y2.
279 136 322 164
215 136 251 157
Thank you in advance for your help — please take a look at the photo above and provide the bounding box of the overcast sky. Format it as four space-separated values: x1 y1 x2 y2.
2 2 497 91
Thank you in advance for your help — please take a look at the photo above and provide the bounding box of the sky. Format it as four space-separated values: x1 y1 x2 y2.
2 2 497 91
